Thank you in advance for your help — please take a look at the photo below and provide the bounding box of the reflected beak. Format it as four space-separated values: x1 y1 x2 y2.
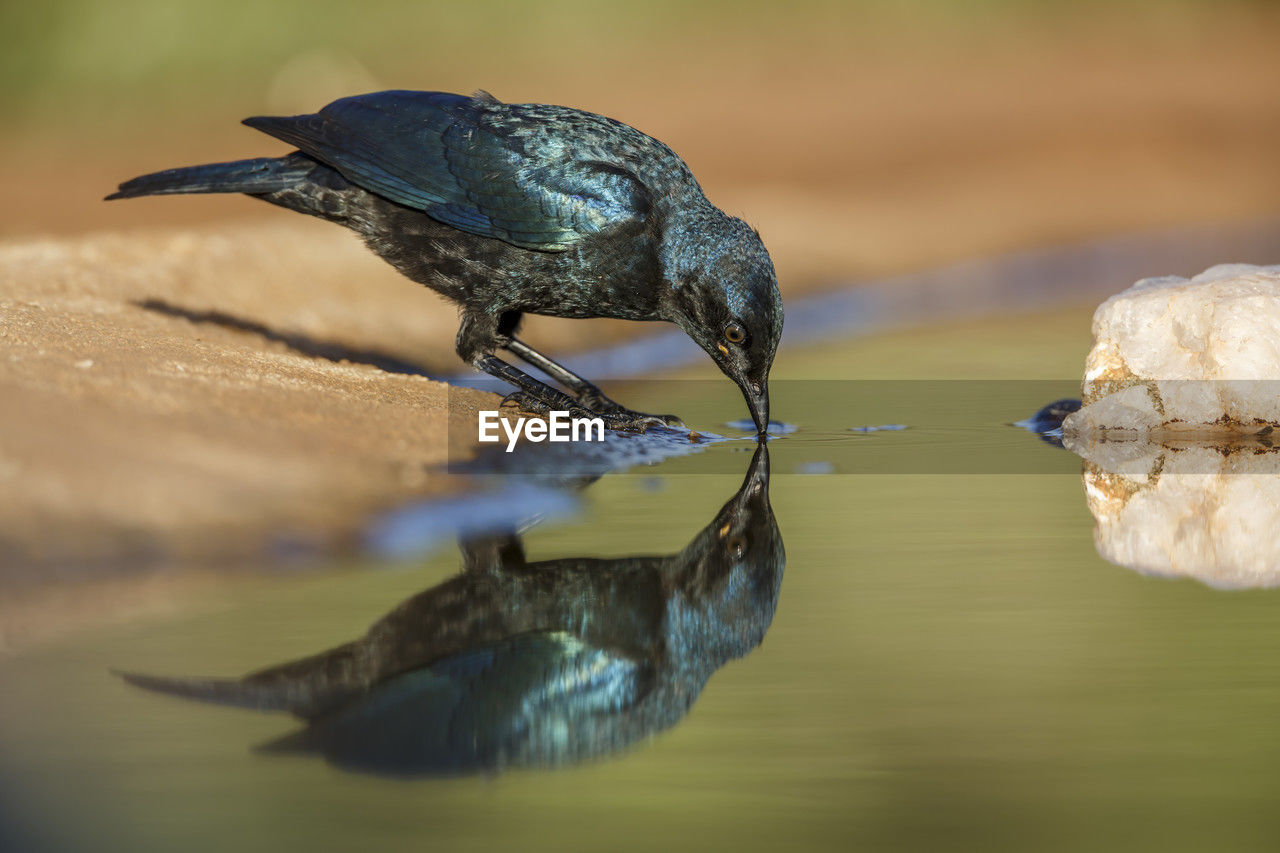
743 380 770 438
746 441 770 488
724 442 772 520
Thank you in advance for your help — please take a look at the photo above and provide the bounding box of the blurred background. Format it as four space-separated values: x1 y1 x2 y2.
4 0 1279 286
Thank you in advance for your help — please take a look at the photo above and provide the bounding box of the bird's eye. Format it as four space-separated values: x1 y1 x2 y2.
727 535 747 559
724 322 747 345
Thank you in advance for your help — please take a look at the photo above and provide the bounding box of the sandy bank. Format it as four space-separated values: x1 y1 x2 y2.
1 222 505 573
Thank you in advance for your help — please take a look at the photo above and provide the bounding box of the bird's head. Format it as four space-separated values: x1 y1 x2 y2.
661 213 783 436
667 443 784 660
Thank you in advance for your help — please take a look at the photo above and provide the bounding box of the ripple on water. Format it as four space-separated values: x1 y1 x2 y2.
849 424 908 433
725 419 798 435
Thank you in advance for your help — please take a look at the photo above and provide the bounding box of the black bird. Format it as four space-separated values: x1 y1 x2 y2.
116 445 783 777
108 90 783 434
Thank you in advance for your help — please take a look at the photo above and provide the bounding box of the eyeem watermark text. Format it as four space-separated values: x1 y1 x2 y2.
478 410 605 452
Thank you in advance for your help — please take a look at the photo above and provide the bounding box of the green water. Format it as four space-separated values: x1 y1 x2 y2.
6 307 1280 852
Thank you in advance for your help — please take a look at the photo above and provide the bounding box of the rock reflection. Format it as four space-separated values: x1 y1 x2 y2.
1065 433 1280 588
119 445 784 776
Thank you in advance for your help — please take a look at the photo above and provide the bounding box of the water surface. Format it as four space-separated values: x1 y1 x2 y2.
5 307 1280 852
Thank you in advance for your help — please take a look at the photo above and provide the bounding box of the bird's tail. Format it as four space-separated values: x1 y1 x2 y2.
113 669 305 712
105 153 314 201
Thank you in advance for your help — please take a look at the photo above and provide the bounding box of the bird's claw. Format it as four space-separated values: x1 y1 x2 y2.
590 406 684 433
597 412 670 434
575 391 683 429
499 390 542 412
605 408 684 428
500 391 680 434
500 391 592 421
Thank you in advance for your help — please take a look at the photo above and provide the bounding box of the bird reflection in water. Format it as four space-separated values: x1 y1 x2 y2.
119 445 783 777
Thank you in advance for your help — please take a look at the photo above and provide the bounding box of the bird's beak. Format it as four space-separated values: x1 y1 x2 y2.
743 379 770 438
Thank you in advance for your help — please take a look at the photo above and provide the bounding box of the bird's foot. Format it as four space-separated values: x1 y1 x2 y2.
500 391 604 427
499 390 585 419
500 392 677 434
597 411 678 433
575 390 684 429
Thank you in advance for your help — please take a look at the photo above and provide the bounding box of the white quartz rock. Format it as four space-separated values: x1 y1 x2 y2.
1064 263 1280 437
1066 434 1280 589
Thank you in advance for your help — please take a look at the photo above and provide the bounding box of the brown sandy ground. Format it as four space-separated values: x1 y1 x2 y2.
0 223 500 571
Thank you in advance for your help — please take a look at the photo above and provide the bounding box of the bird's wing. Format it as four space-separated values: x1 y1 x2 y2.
258 631 653 774
243 90 650 251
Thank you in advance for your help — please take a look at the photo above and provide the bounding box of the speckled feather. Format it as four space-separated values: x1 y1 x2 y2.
244 89 698 252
